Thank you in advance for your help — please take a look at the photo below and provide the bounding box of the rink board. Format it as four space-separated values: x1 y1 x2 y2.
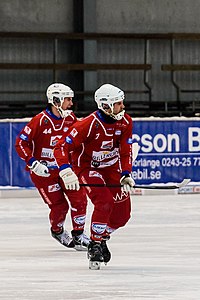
0 117 200 187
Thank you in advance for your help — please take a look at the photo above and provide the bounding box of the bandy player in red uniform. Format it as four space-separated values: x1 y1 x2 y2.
15 83 90 251
54 83 135 269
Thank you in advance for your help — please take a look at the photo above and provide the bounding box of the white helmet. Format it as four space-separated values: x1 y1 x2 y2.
94 84 125 120
46 83 74 118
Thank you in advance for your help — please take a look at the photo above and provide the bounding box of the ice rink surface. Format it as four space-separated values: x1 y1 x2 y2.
0 192 200 300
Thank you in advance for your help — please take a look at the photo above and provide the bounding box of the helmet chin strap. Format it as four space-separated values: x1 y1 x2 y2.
110 110 125 120
103 103 125 120
52 98 72 118
57 107 72 118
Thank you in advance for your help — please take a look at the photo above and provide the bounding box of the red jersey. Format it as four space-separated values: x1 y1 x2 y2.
15 108 77 169
54 110 133 174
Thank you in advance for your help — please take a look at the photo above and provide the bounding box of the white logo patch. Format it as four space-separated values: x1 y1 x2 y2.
92 148 119 162
92 223 107 234
50 135 62 146
41 148 54 159
105 226 116 234
70 128 78 137
101 140 113 149
115 130 121 135
74 215 86 225
89 171 103 179
48 184 61 193
63 127 69 132
24 126 31 135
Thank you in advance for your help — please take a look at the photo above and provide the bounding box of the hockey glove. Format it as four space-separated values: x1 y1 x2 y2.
59 168 80 191
29 160 50 177
120 174 135 193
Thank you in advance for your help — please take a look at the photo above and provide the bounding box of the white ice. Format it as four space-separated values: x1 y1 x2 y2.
0 191 200 300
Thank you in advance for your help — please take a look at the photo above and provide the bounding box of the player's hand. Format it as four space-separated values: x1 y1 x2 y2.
59 168 80 191
29 160 50 177
120 174 135 192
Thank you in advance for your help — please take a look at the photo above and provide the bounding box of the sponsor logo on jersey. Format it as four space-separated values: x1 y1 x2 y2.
66 136 73 144
73 215 86 225
91 161 101 168
48 183 61 193
92 148 119 161
93 234 103 240
20 133 28 141
101 140 113 149
41 148 54 159
70 128 78 137
57 222 64 228
24 126 31 135
92 223 107 234
115 130 121 135
89 171 103 179
65 120 74 125
105 226 116 234
91 157 118 168
50 135 62 146
39 188 51 205
63 127 69 132
127 138 133 144
118 123 127 128
113 190 129 202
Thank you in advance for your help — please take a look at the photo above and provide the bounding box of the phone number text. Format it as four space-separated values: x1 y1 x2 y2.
161 157 200 167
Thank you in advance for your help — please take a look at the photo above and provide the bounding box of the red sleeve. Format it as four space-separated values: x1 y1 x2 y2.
15 115 40 165
119 115 133 174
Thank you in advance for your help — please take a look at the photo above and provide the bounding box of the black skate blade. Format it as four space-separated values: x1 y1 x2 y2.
89 261 101 270
74 244 88 251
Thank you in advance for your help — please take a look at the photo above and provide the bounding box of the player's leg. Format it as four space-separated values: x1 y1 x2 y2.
79 169 114 269
62 183 90 251
30 171 74 248
100 170 132 263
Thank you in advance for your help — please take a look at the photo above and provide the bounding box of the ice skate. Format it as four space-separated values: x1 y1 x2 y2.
101 239 111 264
71 230 90 251
88 241 104 270
51 228 75 248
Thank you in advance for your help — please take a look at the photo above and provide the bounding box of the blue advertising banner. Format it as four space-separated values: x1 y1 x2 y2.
0 121 34 187
0 123 11 186
12 122 34 187
0 119 200 187
132 120 200 184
